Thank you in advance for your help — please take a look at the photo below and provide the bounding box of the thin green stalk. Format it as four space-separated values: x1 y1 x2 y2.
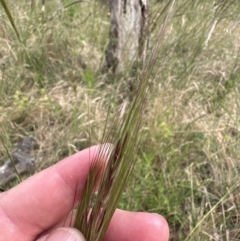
184 181 240 241
0 0 21 42
0 132 22 183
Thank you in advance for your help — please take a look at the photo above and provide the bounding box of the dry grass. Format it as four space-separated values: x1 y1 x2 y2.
1 0 240 240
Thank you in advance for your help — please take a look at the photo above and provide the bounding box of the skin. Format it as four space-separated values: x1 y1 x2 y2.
0 145 169 241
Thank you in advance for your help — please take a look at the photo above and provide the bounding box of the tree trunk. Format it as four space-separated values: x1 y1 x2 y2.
105 0 149 74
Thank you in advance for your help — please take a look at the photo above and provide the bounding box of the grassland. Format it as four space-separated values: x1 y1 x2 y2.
1 1 240 240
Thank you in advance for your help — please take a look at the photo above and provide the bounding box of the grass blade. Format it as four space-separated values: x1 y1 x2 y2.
0 0 21 42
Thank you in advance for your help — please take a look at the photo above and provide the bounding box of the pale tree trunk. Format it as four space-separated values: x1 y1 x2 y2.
105 0 149 74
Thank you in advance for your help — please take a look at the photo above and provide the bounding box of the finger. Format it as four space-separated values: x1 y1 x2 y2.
39 209 169 241
104 210 169 241
0 145 109 240
37 228 86 241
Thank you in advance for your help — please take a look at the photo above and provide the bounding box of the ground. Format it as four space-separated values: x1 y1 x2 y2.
1 1 240 240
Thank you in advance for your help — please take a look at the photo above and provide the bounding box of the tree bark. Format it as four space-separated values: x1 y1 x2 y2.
105 0 149 74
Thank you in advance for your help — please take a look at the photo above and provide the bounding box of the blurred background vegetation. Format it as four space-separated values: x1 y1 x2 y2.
1 0 240 240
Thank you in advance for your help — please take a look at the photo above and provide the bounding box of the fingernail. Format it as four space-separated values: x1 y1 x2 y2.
46 227 86 241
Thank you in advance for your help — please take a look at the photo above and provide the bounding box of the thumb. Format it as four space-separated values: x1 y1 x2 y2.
45 227 86 241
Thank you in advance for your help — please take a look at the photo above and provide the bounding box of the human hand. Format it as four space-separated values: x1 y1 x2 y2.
0 145 169 241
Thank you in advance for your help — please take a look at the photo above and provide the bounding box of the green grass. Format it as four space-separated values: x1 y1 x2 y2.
1 0 240 240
